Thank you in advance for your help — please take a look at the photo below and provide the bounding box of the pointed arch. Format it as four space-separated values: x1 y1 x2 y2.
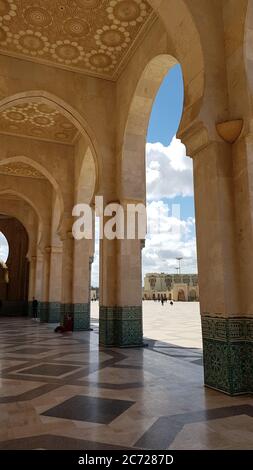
76 146 97 205
0 189 44 247
0 90 99 193
121 54 179 201
147 0 204 129
0 156 63 234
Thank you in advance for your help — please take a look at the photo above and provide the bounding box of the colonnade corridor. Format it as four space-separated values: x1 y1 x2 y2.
0 0 253 455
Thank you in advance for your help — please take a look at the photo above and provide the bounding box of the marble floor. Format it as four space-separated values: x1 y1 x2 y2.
0 314 252 450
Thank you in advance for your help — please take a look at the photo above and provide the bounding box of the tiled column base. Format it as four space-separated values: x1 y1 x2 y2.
39 302 61 323
72 303 90 331
99 306 143 347
28 301 33 318
38 301 47 321
60 303 90 331
48 303 61 323
202 316 253 395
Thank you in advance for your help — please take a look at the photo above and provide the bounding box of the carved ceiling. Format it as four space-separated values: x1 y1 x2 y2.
0 161 45 178
0 101 79 143
0 0 156 79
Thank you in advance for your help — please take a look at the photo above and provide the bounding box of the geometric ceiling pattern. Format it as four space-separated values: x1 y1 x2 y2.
0 101 78 143
0 0 156 80
0 161 45 178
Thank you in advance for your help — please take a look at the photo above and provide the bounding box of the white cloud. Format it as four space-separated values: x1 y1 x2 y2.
143 200 197 276
143 138 197 276
146 137 194 200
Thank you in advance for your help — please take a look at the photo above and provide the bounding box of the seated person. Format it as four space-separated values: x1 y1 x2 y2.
55 314 73 333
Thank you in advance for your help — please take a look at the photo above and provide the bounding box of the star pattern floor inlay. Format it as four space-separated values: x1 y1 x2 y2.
0 317 252 449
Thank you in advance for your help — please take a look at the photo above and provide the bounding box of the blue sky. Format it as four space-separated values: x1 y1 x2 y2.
147 64 184 146
143 64 197 276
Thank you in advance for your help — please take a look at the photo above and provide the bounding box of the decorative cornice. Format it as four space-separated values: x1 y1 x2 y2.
179 123 209 157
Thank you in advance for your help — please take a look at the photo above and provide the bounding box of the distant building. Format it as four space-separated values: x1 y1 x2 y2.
143 273 199 301
90 287 99 301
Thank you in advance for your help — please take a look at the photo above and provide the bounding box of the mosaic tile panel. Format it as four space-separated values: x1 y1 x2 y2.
27 301 33 318
38 301 60 323
202 316 253 395
48 302 61 323
72 303 90 331
38 301 48 322
99 305 143 347
60 303 90 331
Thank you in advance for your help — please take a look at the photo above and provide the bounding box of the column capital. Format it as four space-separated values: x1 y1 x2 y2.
60 230 74 242
36 253 44 261
216 119 243 144
45 245 63 254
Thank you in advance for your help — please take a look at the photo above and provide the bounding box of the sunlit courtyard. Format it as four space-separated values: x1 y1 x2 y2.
91 301 202 349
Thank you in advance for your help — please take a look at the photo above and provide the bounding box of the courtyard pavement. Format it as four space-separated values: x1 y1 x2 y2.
91 301 202 349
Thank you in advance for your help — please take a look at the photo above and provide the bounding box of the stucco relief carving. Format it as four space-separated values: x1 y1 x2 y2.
0 101 78 142
0 0 155 79
0 161 45 178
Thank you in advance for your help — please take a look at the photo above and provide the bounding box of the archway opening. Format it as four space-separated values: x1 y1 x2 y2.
142 61 201 349
90 216 100 324
0 215 29 316
0 230 9 263
74 142 97 325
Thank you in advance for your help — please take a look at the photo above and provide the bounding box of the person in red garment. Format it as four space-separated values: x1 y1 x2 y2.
54 314 73 333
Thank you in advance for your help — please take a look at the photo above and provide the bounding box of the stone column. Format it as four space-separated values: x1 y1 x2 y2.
72 238 93 330
233 131 253 314
39 247 51 322
231 130 253 394
47 246 63 323
99 206 144 347
60 231 74 325
191 134 250 395
28 255 36 317
34 251 44 319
